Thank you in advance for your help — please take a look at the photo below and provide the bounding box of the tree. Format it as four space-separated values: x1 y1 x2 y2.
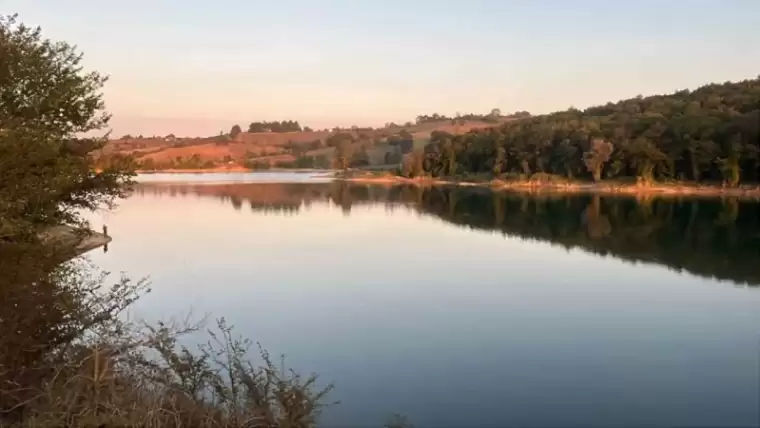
0 14 134 239
622 138 668 184
333 140 352 170
583 139 614 182
350 146 369 167
248 122 266 133
230 124 242 140
140 157 156 171
326 132 355 148
492 145 506 176
442 140 458 175
490 108 502 117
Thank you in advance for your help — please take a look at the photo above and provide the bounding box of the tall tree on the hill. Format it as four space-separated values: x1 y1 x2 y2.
230 124 242 140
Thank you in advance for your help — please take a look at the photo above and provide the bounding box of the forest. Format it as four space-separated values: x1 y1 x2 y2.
414 78 760 186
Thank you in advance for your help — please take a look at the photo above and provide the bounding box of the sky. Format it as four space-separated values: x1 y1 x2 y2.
3 0 760 137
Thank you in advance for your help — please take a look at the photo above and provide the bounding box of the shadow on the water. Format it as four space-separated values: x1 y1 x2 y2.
137 182 760 286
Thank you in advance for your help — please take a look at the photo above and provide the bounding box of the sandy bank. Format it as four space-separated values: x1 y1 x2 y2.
137 165 252 174
344 175 760 199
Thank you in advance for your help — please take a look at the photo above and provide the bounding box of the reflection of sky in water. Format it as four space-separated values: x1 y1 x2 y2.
85 179 760 428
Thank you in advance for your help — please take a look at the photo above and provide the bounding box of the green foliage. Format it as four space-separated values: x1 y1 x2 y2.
349 146 370 167
583 139 614 182
248 120 303 133
528 172 570 183
0 245 333 427
243 158 271 170
0 16 332 428
400 151 426 178
139 157 157 171
0 14 135 239
387 132 414 153
168 154 208 169
229 124 242 139
295 155 317 169
333 140 353 170
326 132 355 148
417 77 760 186
415 110 506 124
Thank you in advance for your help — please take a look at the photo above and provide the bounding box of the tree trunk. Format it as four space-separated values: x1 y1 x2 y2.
592 167 601 182
689 151 700 182
520 159 531 176
638 161 654 184
723 158 740 187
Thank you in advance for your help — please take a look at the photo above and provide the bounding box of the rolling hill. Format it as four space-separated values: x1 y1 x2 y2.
97 117 519 171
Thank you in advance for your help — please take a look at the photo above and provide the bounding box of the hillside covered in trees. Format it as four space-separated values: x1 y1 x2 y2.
416 78 760 186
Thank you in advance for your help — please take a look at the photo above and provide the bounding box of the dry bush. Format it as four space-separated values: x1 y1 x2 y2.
0 248 333 428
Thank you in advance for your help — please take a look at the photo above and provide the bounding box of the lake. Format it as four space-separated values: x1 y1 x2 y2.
86 172 760 428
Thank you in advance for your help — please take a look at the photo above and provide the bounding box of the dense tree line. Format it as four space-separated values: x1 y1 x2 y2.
414 110 531 125
418 78 760 186
415 109 503 124
247 120 303 133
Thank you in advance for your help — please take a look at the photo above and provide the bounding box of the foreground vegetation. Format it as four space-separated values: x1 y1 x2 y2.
0 14 333 427
1 243 333 427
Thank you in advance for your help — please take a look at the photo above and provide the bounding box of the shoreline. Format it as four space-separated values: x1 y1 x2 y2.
39 226 111 260
342 175 760 199
137 166 252 174
136 167 332 174
132 169 760 199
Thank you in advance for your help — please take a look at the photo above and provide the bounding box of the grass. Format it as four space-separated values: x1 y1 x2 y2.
0 249 333 428
1 317 334 428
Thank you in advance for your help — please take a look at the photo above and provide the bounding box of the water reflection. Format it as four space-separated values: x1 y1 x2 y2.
137 182 760 286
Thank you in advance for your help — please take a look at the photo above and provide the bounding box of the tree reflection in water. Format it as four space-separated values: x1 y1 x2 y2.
139 182 760 286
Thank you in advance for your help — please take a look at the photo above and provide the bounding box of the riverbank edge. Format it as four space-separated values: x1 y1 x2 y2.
135 167 331 174
131 168 760 199
341 175 760 199
39 226 111 260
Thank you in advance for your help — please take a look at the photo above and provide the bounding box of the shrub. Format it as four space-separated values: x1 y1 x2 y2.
529 173 570 183
0 253 333 428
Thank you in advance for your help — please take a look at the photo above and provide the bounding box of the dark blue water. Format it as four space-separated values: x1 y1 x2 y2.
87 173 760 427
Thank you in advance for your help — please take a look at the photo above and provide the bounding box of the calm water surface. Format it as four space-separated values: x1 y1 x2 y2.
87 173 760 428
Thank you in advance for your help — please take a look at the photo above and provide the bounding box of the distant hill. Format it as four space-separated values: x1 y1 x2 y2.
97 116 520 171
